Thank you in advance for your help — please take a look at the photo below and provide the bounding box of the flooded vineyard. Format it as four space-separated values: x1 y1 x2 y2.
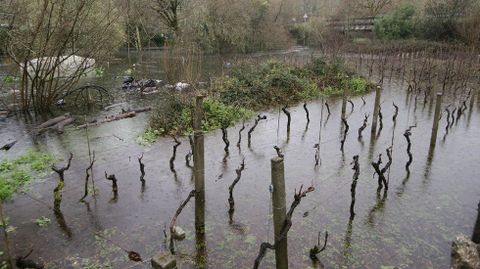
1 49 479 269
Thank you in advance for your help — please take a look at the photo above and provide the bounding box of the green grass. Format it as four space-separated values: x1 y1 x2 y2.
136 128 162 146
34 216 51 227
0 150 55 201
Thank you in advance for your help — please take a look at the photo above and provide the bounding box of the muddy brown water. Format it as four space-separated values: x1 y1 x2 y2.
1 50 479 268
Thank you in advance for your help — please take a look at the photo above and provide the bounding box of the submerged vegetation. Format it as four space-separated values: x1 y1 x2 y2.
148 57 372 136
0 150 55 201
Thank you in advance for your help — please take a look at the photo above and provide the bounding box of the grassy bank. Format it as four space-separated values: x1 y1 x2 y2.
146 57 373 140
0 150 55 201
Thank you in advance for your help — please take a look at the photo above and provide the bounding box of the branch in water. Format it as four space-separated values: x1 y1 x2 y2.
169 190 195 254
253 185 315 269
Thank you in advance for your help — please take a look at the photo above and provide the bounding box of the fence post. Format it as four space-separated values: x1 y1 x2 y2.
271 157 288 269
341 76 349 120
429 93 442 149
473 202 480 244
371 86 382 136
193 96 206 267
470 89 476 109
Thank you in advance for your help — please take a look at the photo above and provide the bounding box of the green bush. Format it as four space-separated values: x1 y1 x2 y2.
214 61 322 109
149 95 254 136
148 59 372 138
375 4 416 40
200 98 254 131
416 0 472 41
348 77 372 94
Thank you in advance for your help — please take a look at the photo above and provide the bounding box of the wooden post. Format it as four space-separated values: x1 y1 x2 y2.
429 93 442 149
371 86 381 136
473 202 480 244
341 76 349 119
271 157 288 269
193 96 206 267
470 89 476 109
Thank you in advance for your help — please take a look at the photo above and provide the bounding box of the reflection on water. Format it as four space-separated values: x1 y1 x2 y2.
0 50 479 268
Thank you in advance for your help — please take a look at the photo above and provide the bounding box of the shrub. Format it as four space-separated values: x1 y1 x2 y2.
375 4 416 40
200 98 254 131
149 95 254 136
149 93 192 135
416 0 471 41
348 77 372 94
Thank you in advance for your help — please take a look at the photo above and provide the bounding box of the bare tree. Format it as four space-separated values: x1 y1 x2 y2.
355 0 393 16
152 0 184 34
4 0 124 112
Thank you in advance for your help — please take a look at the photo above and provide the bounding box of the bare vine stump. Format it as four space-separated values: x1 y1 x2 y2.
228 159 246 215
358 113 369 139
303 103 310 123
221 127 230 153
105 172 118 201
80 152 96 201
169 136 181 172
341 81 349 119
392 102 399 122
282 106 291 135
403 125 415 172
237 121 245 147
340 118 349 151
325 102 331 115
138 153 145 184
248 115 267 146
350 155 360 219
271 157 288 269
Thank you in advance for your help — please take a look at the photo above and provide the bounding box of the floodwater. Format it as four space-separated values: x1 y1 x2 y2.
0 49 479 269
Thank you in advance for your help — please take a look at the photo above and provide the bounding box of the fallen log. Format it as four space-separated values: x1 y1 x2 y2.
121 107 152 114
35 113 71 130
77 112 136 129
55 118 75 134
